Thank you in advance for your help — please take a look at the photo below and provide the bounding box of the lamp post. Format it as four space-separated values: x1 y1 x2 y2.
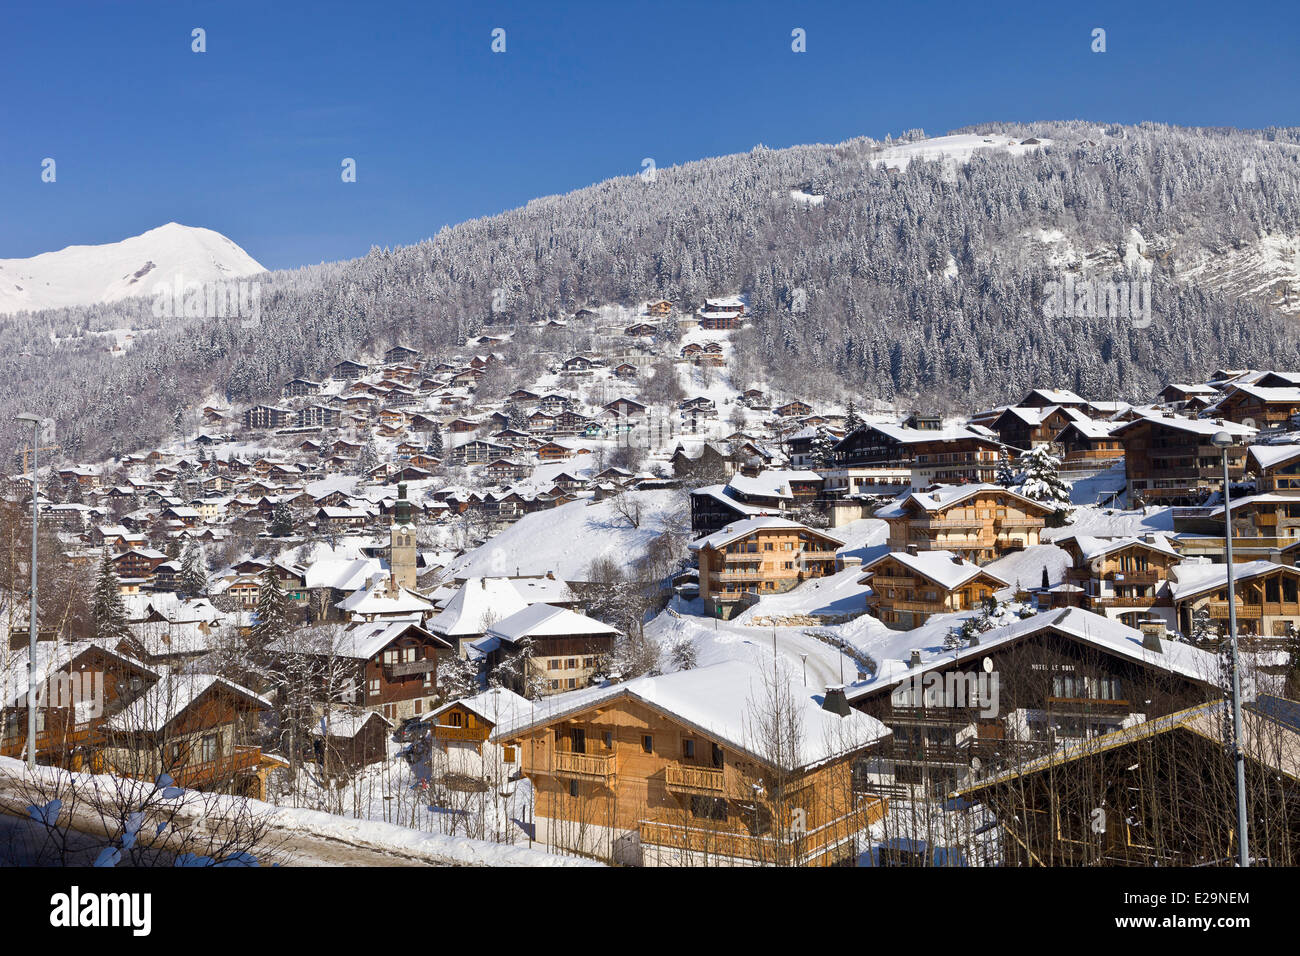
16 414 41 771
1211 430 1249 867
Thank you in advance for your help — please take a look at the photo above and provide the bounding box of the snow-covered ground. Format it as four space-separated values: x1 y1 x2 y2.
446 489 685 580
870 133 1051 171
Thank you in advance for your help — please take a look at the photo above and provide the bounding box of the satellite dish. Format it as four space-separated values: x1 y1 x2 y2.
982 657 994 674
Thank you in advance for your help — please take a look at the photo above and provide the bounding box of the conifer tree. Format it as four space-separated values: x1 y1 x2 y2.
251 568 292 651
1015 445 1071 510
92 551 132 645
179 539 209 597
269 500 294 537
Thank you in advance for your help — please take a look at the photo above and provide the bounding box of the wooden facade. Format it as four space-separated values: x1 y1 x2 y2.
501 691 886 866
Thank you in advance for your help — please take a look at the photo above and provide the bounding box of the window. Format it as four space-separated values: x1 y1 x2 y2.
567 678 576 689
198 734 219 763
566 658 577 669
690 795 728 820
712 743 724 768
603 731 613 749
683 739 695 759
568 780 579 798
368 678 380 697
642 734 653 754
449 711 462 727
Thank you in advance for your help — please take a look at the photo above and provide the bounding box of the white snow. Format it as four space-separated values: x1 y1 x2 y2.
0 222 265 316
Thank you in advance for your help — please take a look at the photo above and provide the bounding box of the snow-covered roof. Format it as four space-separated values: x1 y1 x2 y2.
874 483 1048 519
726 469 823 501
428 687 534 728
1115 413 1255 439
1055 531 1180 561
858 422 995 445
862 549 1008 590
1248 443 1300 471
845 607 1221 703
428 577 533 637
494 659 889 773
1167 560 1300 602
1 642 156 709
336 579 434 617
688 516 844 552
484 604 618 644
106 673 270 733
310 707 392 739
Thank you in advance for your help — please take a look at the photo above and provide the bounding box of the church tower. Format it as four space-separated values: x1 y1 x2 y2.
389 482 417 590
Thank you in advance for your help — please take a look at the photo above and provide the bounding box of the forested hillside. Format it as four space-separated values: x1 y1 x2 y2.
4 119 1300 462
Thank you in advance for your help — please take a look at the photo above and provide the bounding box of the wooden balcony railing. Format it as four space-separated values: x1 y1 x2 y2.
385 658 437 678
638 796 888 865
552 751 617 782
0 724 98 759
433 723 491 742
665 764 725 794
172 745 262 788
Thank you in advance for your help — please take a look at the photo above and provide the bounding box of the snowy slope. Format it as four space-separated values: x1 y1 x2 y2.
446 491 684 581
870 133 1050 171
0 222 265 315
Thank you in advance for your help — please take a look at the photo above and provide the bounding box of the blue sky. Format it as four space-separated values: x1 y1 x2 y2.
2 0 1296 270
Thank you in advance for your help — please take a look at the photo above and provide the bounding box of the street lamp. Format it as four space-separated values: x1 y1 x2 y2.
16 413 41 772
1211 429 1249 867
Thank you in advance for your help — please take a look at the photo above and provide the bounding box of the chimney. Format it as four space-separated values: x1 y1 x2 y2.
822 685 850 717
967 631 979 647
950 554 964 565
1140 623 1163 653
909 649 922 668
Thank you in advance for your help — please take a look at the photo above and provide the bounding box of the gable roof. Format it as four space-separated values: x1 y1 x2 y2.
845 607 1221 704
106 673 269 733
862 549 1008 591
687 516 845 552
494 659 889 773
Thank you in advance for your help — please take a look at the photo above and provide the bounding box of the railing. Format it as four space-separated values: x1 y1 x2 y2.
432 723 491 742
714 570 769 582
1106 569 1163 584
0 724 98 759
1206 602 1263 619
890 599 946 613
994 517 1044 528
552 751 617 782
172 745 262 787
386 658 437 677
1088 596 1165 608
665 764 725 793
911 517 985 528
638 797 888 864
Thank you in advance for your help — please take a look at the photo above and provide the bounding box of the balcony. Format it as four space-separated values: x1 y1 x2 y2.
993 517 1044 529
552 751 617 783
665 764 725 794
1106 569 1163 585
911 517 985 529
385 658 437 678
638 796 888 865
432 723 491 742
0 724 98 759
172 745 262 788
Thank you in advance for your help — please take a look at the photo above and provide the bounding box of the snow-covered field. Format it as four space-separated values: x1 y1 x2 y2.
446 489 685 580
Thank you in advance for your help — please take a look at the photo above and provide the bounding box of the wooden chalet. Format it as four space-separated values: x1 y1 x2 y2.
497 660 890 866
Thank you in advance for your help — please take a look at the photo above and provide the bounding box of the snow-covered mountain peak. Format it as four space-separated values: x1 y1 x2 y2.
0 223 266 315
